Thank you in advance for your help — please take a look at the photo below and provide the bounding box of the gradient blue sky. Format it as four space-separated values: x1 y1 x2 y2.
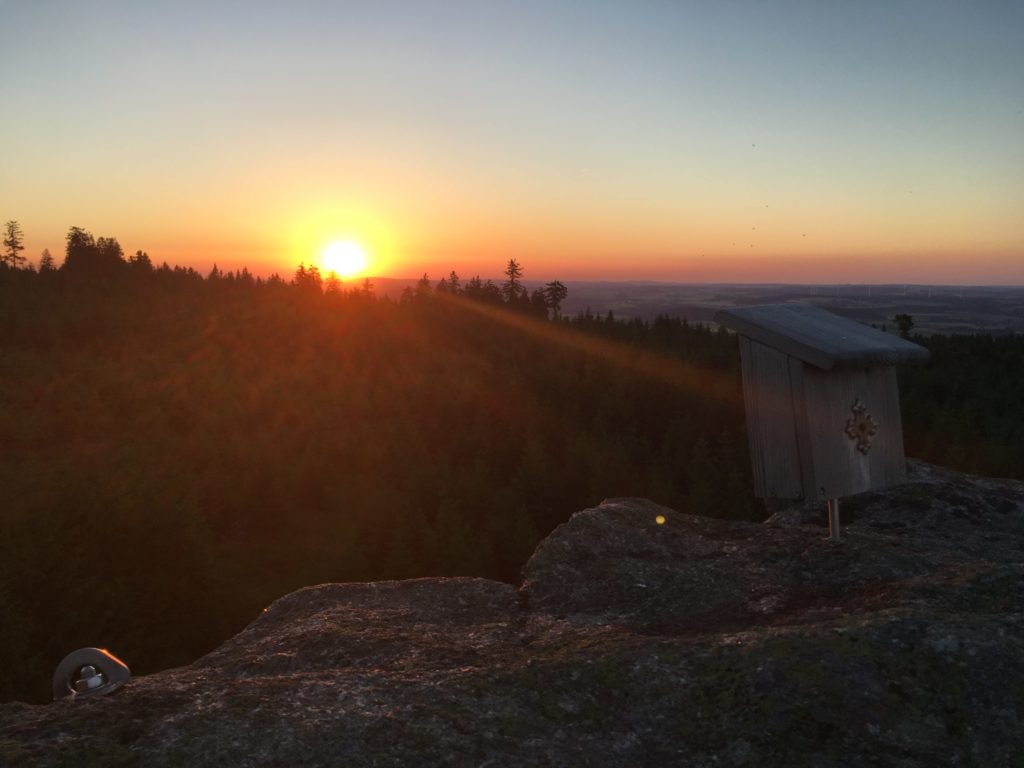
2 1 1022 282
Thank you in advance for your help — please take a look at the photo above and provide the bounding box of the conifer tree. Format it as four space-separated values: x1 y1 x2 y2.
38 248 56 272
543 280 568 318
416 272 432 298
2 220 26 268
447 270 461 294
502 258 524 303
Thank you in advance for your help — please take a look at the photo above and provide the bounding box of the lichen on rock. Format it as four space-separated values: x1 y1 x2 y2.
2 461 1022 766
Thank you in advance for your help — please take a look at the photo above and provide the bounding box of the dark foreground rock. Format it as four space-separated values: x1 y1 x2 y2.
3 460 1023 767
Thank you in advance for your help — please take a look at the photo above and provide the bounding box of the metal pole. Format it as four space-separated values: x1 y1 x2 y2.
828 498 841 541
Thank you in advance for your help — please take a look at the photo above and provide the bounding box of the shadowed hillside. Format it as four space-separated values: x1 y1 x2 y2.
0 256 750 704
1 252 1023 706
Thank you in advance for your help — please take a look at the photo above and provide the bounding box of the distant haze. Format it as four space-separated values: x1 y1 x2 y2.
558 282 1024 335
2 1 1022 282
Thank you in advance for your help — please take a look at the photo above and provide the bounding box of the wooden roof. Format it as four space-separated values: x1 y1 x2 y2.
714 303 930 370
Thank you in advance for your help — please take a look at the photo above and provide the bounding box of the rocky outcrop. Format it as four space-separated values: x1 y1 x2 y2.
2 460 1023 767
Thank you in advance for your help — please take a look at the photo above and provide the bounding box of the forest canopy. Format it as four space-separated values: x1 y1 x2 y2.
1 224 1021 704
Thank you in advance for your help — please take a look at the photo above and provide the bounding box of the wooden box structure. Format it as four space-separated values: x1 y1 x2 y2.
715 303 929 502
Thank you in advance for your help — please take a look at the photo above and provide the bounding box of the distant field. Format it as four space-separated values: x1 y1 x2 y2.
359 278 1024 336
559 283 1024 336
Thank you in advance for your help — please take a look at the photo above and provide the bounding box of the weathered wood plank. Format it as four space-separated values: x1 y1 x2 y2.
801 365 906 500
715 303 929 370
788 357 816 499
739 339 803 498
724 304 916 502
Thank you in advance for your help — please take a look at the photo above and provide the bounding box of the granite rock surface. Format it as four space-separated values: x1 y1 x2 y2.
2 460 1022 767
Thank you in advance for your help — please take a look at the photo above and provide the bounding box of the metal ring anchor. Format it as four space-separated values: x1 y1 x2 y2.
52 648 131 701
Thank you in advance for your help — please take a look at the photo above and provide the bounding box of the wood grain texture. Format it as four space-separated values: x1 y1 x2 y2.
788 357 817 499
799 365 906 500
728 305 915 500
739 339 803 498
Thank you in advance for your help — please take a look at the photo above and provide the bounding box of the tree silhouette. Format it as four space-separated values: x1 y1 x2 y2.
502 259 524 303
96 236 124 263
62 226 126 276
38 248 56 272
543 280 568 318
324 271 342 295
894 313 914 339
2 220 26 268
292 262 323 294
447 270 461 294
128 250 153 273
63 226 96 271
416 273 432 299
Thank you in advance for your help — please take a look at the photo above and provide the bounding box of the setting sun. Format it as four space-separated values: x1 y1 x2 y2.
322 240 369 278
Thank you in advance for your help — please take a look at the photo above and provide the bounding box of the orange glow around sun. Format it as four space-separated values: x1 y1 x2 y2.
322 240 369 278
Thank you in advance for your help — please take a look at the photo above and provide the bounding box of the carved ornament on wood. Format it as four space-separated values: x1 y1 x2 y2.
845 399 878 455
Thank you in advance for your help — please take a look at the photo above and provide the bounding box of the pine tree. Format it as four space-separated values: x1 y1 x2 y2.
129 250 153 272
38 248 56 272
2 220 26 268
416 272 432 299
543 280 568 318
447 270 461 294
502 259 524 303
324 272 343 294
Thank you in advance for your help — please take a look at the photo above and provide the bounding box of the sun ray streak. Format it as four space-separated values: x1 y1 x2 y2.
430 291 742 405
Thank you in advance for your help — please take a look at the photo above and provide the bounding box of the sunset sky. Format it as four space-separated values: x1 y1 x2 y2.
2 1 1022 283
